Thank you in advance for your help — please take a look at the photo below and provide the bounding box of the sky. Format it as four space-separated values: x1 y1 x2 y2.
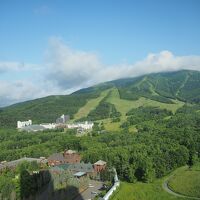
0 0 200 107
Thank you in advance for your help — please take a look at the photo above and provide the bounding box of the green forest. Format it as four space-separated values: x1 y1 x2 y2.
0 104 199 188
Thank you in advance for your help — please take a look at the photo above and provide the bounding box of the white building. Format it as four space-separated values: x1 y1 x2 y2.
67 121 94 130
17 120 32 129
40 123 56 129
56 114 70 124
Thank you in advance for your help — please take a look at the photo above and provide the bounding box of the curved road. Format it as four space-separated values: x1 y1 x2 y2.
162 176 200 200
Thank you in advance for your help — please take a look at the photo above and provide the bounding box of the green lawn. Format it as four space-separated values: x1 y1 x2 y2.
111 165 200 200
168 164 200 198
111 181 183 200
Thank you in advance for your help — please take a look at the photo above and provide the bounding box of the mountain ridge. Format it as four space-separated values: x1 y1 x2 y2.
0 69 199 128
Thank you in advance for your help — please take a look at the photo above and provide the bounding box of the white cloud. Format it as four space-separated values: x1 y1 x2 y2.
45 38 102 88
0 79 70 107
132 50 200 75
0 38 200 107
0 80 38 107
0 61 40 74
44 39 200 88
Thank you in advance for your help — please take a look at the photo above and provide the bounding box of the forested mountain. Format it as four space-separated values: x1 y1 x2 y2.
0 70 200 128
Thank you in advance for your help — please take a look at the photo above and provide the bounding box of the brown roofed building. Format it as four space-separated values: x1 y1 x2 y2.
48 153 65 166
63 150 81 164
48 150 81 166
93 160 107 172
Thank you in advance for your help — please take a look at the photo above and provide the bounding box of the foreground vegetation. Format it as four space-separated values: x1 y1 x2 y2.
111 164 200 200
0 161 49 199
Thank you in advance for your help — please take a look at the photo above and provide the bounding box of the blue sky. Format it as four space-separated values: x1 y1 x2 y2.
0 0 200 106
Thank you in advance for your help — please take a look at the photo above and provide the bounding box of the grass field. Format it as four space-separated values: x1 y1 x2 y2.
73 89 110 120
74 87 184 122
110 181 184 200
72 87 185 132
168 163 200 198
105 88 184 117
110 166 197 200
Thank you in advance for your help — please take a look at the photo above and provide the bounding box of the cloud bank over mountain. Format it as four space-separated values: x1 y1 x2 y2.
0 38 200 107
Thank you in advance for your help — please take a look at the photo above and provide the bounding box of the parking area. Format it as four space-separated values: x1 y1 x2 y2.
74 180 104 200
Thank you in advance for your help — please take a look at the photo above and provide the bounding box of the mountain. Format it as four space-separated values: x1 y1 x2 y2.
0 70 200 128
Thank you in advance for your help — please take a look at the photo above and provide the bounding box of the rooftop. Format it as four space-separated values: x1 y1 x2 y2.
0 157 46 169
48 153 64 161
94 160 107 166
65 150 76 154
50 166 65 172
56 162 94 173
73 171 86 177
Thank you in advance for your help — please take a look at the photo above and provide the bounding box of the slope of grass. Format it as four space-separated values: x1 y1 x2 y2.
73 90 110 120
72 87 184 132
111 167 194 200
105 88 184 116
111 181 184 200
98 118 121 132
168 163 200 198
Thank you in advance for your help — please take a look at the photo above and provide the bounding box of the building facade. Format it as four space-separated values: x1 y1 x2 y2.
93 160 107 172
67 121 94 130
17 120 32 128
56 114 70 124
48 150 81 166
40 123 56 129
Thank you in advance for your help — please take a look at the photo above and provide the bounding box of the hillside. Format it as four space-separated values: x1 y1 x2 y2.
0 70 199 128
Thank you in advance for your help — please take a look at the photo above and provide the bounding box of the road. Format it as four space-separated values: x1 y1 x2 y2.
74 180 104 200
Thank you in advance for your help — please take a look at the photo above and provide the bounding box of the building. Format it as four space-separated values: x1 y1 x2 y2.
63 150 81 163
67 121 94 130
17 120 32 129
48 150 81 166
73 171 87 178
47 153 65 166
56 162 94 174
49 160 107 178
0 157 47 171
20 125 46 132
56 114 70 124
18 122 56 132
50 162 94 177
94 160 107 172
40 123 56 129
49 166 65 175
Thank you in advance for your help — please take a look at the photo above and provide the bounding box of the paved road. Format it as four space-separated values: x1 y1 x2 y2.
74 180 103 200
162 176 200 200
